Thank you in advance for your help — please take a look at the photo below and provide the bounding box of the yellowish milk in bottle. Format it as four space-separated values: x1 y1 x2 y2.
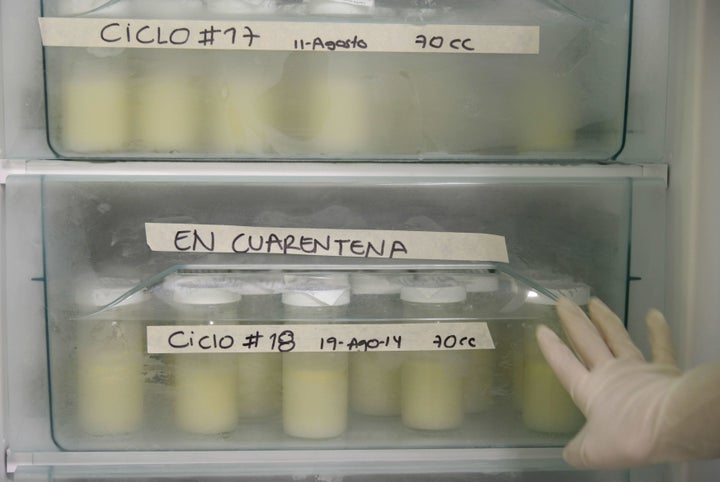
400 278 467 430
233 273 283 419
75 277 149 435
307 0 373 156
54 1 132 154
165 277 241 435
259 0 371 156
205 0 280 155
348 272 405 416
511 271 575 412
282 273 351 439
513 67 580 154
522 283 589 434
130 0 206 154
454 271 500 413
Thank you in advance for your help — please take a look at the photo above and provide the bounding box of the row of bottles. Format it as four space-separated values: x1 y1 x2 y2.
45 0 589 157
70 269 587 445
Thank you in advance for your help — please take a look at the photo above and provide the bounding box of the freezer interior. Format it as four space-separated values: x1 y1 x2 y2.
0 0 696 479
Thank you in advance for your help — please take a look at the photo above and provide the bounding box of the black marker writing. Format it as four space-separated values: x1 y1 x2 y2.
99 22 260 49
432 334 477 349
174 229 215 252
293 35 368 51
229 232 408 259
415 34 474 52
167 330 235 350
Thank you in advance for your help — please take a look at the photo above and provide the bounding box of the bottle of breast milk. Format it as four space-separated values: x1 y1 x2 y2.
453 271 500 413
233 272 283 419
53 1 132 154
129 0 206 154
513 66 580 154
259 0 371 156
75 277 149 435
400 276 467 430
510 271 575 412
348 272 405 416
281 273 351 438
164 276 241 435
204 0 279 156
521 283 589 434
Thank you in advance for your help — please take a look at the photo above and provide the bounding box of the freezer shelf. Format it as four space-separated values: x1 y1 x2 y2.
39 0 631 161
11 466 629 481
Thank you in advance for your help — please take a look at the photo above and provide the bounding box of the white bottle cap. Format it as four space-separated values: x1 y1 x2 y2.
283 272 350 289
307 0 374 15
282 288 351 307
130 0 205 18
350 272 403 296
452 272 500 294
206 0 277 14
56 0 130 16
400 276 467 304
526 282 591 306
282 273 351 307
521 269 574 286
173 287 242 305
231 272 284 296
75 276 150 309
163 275 242 305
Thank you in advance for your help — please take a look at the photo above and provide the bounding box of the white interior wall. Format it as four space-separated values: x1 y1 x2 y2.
666 0 720 480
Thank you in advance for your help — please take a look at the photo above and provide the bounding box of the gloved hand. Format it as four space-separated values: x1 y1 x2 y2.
536 296 720 469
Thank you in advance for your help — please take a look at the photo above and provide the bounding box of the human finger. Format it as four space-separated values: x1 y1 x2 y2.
588 297 644 361
563 425 590 468
536 324 592 410
646 309 678 367
556 297 614 369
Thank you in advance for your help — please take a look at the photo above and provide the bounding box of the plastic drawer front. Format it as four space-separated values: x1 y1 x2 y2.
3 175 634 475
12 467 629 481
39 0 631 161
7 176 632 454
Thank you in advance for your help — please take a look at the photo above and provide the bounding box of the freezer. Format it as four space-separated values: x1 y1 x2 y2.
2 0 719 480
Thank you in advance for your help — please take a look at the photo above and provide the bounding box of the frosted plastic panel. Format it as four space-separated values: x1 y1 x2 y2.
3 177 56 452
0 0 54 159
13 467 629 482
39 177 632 452
40 0 632 161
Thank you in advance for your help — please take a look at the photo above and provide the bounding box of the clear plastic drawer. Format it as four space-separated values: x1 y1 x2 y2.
49 263 601 451
29 176 632 451
40 0 632 161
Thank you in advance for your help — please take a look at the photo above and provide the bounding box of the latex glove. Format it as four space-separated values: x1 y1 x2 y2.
536 297 720 469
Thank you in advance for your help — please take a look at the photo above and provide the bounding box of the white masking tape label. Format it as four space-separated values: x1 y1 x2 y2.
147 322 494 354
39 17 539 54
144 223 509 263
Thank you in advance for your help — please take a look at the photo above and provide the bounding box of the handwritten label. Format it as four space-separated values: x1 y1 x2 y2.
144 223 509 263
146 322 494 354
39 18 539 54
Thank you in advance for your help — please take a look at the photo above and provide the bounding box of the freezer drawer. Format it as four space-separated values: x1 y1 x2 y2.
37 0 631 161
47 263 595 451
4 175 632 462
